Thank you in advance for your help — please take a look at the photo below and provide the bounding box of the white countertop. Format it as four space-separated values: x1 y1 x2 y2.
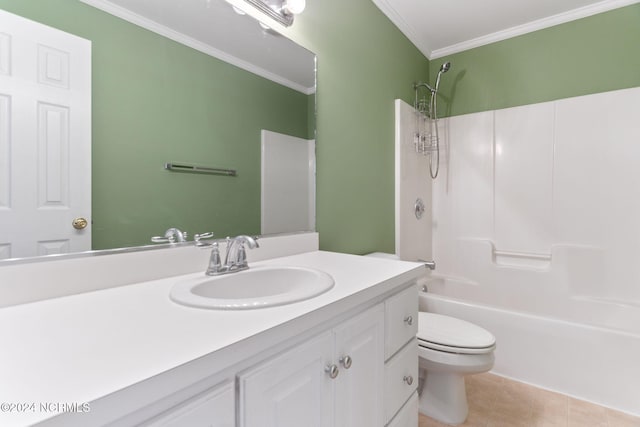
0 250 423 426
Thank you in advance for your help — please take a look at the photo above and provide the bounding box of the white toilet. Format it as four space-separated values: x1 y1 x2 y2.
417 312 496 425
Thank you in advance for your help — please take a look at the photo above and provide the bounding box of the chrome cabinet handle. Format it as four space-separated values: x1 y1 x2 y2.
404 315 413 326
403 375 414 386
325 364 339 379
339 355 352 369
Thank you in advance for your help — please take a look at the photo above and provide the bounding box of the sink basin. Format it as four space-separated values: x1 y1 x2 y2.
170 266 335 310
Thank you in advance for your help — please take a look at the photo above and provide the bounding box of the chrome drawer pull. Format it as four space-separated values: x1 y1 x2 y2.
404 315 413 326
403 375 414 386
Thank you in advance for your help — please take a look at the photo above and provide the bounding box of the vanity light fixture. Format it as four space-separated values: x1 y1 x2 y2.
243 0 306 27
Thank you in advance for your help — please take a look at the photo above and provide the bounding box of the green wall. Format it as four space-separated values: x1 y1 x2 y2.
281 0 430 254
4 0 637 256
429 4 640 117
0 0 311 249
1 0 428 254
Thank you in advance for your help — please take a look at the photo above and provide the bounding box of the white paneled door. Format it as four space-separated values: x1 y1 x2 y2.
261 130 315 235
0 10 91 260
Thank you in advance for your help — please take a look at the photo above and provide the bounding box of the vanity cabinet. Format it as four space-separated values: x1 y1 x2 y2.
384 284 419 426
238 283 419 427
238 304 385 427
387 392 418 427
36 272 421 427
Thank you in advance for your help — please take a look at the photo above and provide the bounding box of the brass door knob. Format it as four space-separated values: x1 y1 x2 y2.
72 217 88 230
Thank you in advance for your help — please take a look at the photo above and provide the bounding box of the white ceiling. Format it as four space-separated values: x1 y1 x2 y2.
80 0 315 93
371 0 639 59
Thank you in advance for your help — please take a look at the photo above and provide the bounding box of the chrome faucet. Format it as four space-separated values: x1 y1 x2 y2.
206 235 260 276
151 227 188 244
151 229 214 245
420 259 436 270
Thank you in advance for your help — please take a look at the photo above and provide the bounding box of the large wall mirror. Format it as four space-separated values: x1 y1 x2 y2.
0 0 316 262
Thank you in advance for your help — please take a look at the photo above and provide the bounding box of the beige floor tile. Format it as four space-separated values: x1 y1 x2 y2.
486 410 534 427
419 413 450 427
531 419 568 427
606 408 640 427
464 406 491 427
568 398 608 427
418 374 639 427
531 389 568 426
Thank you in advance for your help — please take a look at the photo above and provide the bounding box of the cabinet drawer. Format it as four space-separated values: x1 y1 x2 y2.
384 339 418 425
385 284 418 359
386 391 418 427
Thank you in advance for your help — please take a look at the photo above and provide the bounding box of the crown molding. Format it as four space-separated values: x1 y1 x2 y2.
79 0 314 94
370 0 432 59
373 0 638 60
431 0 639 59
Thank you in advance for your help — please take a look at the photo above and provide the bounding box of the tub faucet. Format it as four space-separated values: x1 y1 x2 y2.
420 259 436 270
206 235 260 276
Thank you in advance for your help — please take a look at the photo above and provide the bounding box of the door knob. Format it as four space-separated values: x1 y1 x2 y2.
72 217 88 230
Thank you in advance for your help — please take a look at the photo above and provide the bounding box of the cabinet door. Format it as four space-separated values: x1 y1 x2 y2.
334 304 385 427
239 331 334 427
142 380 235 427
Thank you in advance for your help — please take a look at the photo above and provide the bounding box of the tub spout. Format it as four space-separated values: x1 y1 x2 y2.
421 260 436 270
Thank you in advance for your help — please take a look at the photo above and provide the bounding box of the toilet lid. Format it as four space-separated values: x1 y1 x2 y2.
418 312 496 351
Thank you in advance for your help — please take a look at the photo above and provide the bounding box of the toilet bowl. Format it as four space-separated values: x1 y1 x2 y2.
417 312 496 425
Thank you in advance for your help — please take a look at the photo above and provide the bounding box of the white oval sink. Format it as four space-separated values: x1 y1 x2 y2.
170 266 335 310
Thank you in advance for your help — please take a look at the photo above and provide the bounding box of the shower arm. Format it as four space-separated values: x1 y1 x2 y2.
413 82 435 93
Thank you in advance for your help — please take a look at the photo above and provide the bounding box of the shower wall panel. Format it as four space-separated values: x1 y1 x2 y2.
494 103 554 255
394 99 432 262
432 111 493 275
432 86 640 305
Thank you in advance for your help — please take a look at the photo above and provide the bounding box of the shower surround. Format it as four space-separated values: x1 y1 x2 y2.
433 86 640 320
395 86 640 415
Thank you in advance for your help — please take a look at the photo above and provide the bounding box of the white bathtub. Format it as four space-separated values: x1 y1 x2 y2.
419 275 640 417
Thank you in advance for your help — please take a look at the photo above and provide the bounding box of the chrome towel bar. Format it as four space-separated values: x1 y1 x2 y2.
164 162 237 176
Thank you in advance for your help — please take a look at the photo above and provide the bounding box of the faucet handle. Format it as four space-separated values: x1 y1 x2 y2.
194 232 214 247
151 235 174 244
206 242 223 275
236 245 248 268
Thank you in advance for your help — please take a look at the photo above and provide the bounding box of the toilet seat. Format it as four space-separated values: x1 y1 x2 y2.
418 312 496 355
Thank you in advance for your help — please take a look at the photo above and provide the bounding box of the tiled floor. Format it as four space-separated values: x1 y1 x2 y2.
418 373 640 427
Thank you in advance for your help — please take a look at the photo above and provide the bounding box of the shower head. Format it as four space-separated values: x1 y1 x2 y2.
435 61 451 92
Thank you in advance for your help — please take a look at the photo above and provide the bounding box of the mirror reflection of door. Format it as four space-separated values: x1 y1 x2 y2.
261 130 315 235
0 10 91 260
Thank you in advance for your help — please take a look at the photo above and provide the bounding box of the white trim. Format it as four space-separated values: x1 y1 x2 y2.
370 0 432 59
431 0 640 59
79 0 315 94
373 0 639 60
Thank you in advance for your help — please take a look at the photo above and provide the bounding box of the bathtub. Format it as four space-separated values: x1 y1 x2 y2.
419 275 640 417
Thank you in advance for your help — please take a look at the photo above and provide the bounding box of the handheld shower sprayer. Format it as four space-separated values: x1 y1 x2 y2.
412 61 451 179
434 61 451 93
